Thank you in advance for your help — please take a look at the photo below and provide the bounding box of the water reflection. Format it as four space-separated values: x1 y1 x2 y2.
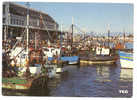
96 65 110 79
95 64 133 82
120 68 133 82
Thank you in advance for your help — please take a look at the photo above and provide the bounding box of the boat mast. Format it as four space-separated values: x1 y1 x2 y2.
123 28 125 44
35 32 36 50
123 28 126 49
71 16 74 48
107 24 110 48
60 23 62 56
26 2 30 61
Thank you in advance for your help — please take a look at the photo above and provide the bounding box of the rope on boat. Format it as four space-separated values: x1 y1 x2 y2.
40 14 52 41
10 29 26 51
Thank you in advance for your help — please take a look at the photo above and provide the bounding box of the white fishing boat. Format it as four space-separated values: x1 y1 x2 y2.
96 47 110 56
118 51 133 69
42 47 61 58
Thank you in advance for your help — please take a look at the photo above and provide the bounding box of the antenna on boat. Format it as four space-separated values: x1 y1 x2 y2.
40 14 52 42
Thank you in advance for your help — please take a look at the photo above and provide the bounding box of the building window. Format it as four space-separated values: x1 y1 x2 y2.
19 20 21 25
16 19 18 25
3 5 5 15
14 19 16 25
18 20 21 25
20 20 22 25
3 18 6 24
22 20 24 25
10 18 12 24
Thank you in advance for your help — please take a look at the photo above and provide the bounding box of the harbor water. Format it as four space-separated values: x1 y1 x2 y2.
49 64 132 97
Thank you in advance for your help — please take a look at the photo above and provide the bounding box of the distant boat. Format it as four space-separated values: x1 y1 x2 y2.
42 46 79 65
118 51 133 69
42 47 66 73
115 42 125 50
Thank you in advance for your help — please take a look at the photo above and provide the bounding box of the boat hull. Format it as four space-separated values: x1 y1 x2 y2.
2 75 48 92
80 59 116 65
2 78 32 90
2 82 31 90
79 55 117 65
61 56 79 65
68 61 78 65
119 51 133 69
119 58 133 69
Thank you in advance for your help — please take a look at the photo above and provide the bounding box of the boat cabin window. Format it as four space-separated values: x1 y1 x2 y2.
44 48 49 51
30 63 41 67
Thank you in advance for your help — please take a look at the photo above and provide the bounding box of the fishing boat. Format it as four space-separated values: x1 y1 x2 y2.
2 74 48 91
2 49 48 91
79 24 118 65
79 46 117 65
115 30 133 69
59 45 79 65
59 18 79 65
42 46 79 65
118 50 133 69
42 47 64 73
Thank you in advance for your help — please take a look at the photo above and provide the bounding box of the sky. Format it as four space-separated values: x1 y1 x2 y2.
15 2 133 34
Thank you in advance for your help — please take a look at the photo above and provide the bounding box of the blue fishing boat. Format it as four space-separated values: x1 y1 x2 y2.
47 56 79 65
118 51 133 69
61 56 79 65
